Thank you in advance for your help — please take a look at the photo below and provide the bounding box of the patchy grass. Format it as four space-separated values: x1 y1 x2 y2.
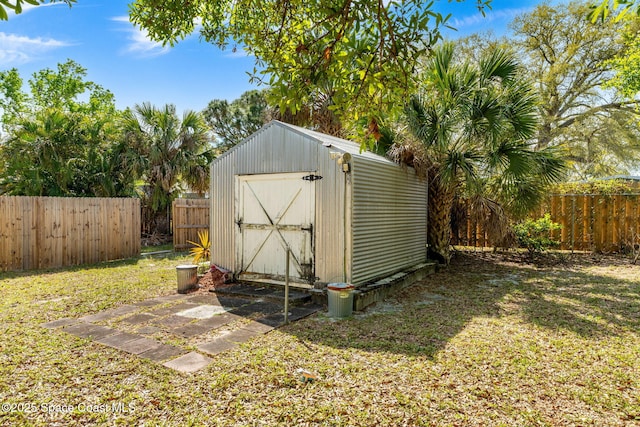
141 243 174 254
0 252 639 426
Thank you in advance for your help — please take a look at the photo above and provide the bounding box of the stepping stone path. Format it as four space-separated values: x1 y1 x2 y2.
41 291 321 373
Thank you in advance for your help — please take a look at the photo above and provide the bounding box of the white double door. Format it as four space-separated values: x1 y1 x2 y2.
236 173 315 283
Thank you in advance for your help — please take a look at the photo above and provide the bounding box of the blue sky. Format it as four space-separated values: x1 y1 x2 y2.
0 0 558 114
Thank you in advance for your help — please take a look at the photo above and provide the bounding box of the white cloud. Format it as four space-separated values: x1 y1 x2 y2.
0 32 68 65
111 15 169 57
6 1 60 18
449 7 532 30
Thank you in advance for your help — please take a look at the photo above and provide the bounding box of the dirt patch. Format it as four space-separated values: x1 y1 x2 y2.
187 268 234 294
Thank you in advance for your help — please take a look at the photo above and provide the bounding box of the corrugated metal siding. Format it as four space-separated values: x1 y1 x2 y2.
350 158 428 285
210 149 236 271
314 147 350 284
210 122 348 282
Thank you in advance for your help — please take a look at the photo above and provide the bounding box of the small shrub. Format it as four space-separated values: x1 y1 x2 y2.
514 214 562 256
187 230 211 264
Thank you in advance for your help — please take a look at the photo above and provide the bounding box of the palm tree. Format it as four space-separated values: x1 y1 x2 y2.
121 102 213 234
0 107 132 197
399 43 564 264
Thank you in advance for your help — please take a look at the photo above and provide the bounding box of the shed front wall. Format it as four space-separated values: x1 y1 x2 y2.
210 125 349 284
350 158 428 285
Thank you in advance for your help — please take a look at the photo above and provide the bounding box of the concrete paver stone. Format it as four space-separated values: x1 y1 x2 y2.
186 294 223 305
229 301 281 317
163 351 212 373
94 332 142 348
197 337 238 355
241 321 275 334
223 328 262 344
215 296 253 308
41 318 80 329
117 337 164 355
79 305 140 322
139 344 187 362
148 302 198 317
122 313 157 324
152 314 193 327
62 323 118 340
172 323 213 338
194 313 242 330
136 325 162 335
176 304 229 319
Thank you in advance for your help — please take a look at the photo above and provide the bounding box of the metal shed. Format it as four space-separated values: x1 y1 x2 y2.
209 121 428 288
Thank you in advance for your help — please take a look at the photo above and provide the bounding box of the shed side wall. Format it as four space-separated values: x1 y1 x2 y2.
350 158 428 285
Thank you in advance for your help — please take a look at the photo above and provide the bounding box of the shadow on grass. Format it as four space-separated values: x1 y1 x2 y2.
286 252 640 358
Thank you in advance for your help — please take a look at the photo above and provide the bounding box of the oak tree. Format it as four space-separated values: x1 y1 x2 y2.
511 1 640 178
129 0 492 134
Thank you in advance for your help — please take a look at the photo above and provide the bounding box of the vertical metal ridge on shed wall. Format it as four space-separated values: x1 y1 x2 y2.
350 158 427 285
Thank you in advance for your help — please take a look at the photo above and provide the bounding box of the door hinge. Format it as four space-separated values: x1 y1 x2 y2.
302 174 323 181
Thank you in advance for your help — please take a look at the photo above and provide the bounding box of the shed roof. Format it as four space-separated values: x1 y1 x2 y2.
219 120 397 166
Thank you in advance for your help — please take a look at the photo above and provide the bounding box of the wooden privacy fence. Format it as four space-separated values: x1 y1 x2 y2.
172 198 209 251
452 194 640 252
0 196 140 272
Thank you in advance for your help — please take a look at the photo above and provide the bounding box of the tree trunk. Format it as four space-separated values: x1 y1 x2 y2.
427 175 455 265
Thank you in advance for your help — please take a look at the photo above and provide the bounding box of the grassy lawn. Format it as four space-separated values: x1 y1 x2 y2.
0 252 639 426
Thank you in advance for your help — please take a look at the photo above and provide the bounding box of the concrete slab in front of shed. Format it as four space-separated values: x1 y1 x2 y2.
229 301 282 317
215 284 311 305
214 296 254 308
163 351 212 373
255 304 322 327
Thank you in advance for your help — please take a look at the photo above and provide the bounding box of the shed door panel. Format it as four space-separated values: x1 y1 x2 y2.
236 173 315 282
